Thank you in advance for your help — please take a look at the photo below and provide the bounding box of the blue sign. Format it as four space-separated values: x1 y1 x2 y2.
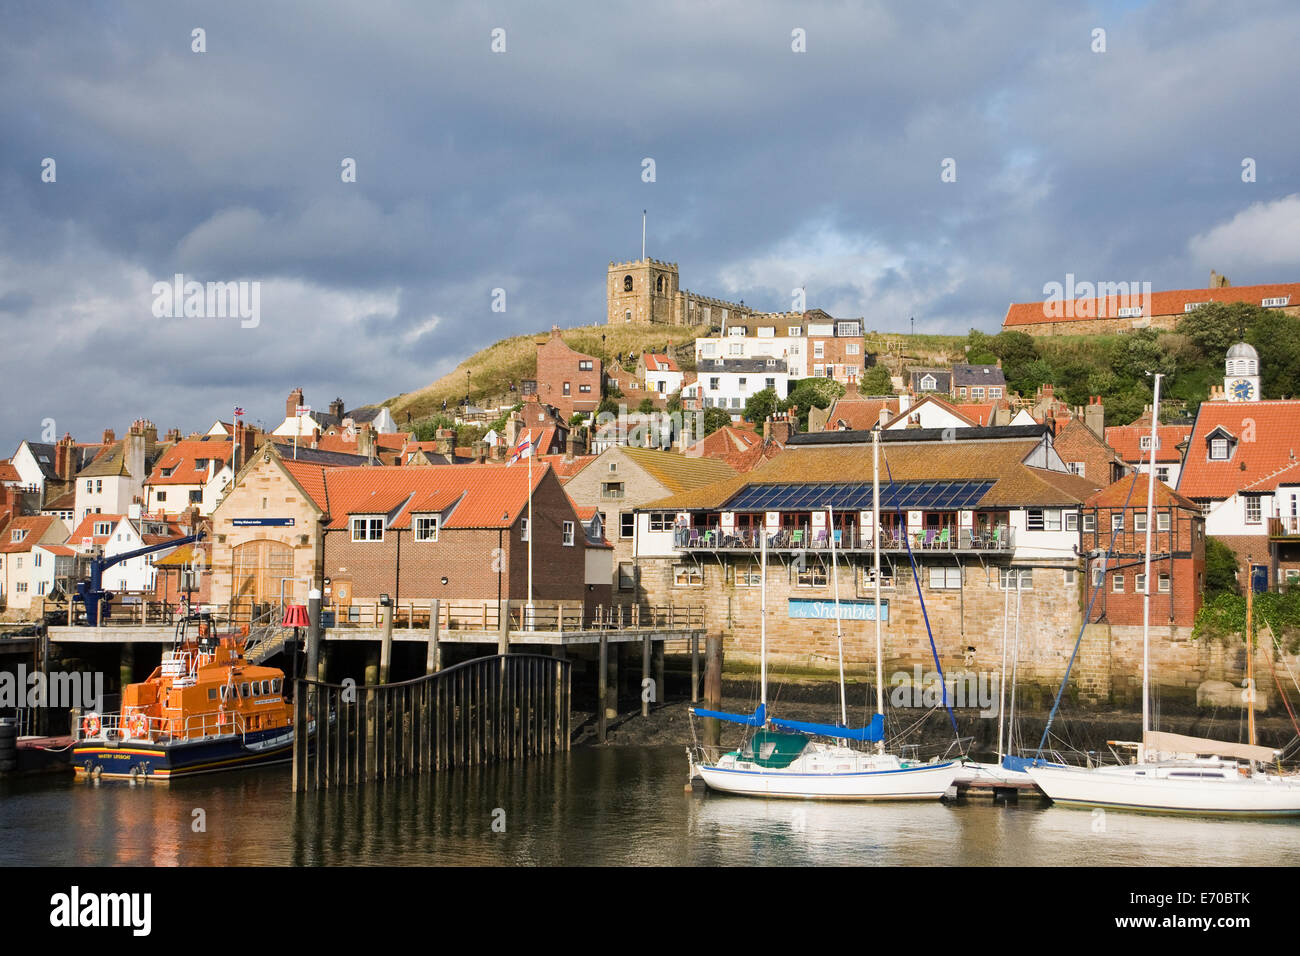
788 598 888 621
232 518 296 527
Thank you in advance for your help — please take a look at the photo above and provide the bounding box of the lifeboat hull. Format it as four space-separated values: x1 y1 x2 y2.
72 725 295 781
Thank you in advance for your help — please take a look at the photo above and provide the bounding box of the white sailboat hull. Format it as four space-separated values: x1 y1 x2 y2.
952 760 1034 788
1027 762 1300 816
699 747 959 801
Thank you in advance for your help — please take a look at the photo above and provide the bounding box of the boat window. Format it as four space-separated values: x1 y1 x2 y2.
241 682 250 698
260 680 269 695
759 741 777 760
272 679 281 693
220 686 230 700
208 688 217 701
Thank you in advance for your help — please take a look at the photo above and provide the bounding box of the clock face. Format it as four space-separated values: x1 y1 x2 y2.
1230 379 1255 400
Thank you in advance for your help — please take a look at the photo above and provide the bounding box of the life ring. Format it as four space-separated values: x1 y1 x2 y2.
82 713 101 738
128 714 149 740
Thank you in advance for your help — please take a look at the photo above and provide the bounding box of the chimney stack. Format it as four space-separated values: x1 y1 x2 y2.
564 433 576 462
357 423 375 460
329 397 345 420
164 427 182 443
286 387 304 419
1084 395 1105 438
434 427 454 457
473 440 489 464
102 428 116 445
55 433 75 481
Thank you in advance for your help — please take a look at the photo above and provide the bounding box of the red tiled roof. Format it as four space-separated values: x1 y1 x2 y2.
1178 400 1300 498
0 461 20 483
68 513 126 547
280 460 330 513
1105 423 1192 464
535 454 597 482
146 440 233 485
316 464 551 530
313 431 410 455
35 544 78 557
1 515 60 552
822 398 900 431
644 353 680 372
1087 472 1199 511
1004 282 1300 328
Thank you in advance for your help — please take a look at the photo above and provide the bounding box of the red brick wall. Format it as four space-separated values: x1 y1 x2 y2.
321 471 589 606
1083 504 1205 626
536 335 602 419
807 336 865 381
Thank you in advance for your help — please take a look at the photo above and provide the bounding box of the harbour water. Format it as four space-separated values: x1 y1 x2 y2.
3 745 1300 866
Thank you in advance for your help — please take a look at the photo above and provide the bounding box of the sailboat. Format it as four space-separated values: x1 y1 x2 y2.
952 571 1041 789
1027 373 1300 815
688 427 959 800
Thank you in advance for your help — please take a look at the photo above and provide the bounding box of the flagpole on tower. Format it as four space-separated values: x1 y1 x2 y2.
642 209 646 260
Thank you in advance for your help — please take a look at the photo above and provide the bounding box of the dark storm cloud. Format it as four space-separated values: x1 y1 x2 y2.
2 0 1299 453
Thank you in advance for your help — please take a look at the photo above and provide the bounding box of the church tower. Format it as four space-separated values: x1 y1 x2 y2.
1224 341 1260 402
607 259 680 325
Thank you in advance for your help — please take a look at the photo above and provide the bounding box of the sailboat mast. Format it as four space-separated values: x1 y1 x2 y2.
1141 373 1162 740
760 518 768 711
873 427 884 753
1247 573 1256 747
997 567 1010 758
830 505 846 727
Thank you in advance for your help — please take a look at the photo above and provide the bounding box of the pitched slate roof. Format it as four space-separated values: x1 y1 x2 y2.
1004 282 1300 328
78 441 132 478
1177 400 1300 499
644 435 1098 511
951 364 1006 387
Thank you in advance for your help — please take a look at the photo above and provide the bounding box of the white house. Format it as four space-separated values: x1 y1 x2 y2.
73 421 165 523
144 439 234 516
698 358 790 419
697 320 808 379
67 510 186 594
271 389 398 438
640 354 684 401
0 516 69 611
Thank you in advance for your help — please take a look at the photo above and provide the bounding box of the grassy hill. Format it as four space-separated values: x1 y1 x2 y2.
384 323 701 423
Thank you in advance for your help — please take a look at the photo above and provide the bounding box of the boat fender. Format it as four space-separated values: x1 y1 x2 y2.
83 713 101 738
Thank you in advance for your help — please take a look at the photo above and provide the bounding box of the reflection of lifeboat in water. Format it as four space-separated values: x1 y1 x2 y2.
73 614 300 781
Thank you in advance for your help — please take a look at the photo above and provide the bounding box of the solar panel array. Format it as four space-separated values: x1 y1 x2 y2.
723 479 996 512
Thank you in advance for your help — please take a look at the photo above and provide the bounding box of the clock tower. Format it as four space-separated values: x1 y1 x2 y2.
1224 341 1260 402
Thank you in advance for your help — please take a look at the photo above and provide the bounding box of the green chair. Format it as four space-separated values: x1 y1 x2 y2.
937 527 951 548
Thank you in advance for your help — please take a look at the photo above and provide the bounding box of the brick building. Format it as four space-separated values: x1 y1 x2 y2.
1055 418 1129 485
535 327 601 420
1081 473 1206 627
210 442 607 615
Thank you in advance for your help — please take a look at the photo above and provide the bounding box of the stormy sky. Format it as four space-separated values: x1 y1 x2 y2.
2 0 1299 454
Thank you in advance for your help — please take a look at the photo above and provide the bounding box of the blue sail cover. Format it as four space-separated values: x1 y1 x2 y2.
769 713 885 742
691 702 766 727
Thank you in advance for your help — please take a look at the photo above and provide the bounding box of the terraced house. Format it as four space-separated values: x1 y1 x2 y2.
631 424 1115 696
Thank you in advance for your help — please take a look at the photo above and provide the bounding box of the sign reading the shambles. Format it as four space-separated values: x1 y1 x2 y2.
788 598 888 621
232 518 296 527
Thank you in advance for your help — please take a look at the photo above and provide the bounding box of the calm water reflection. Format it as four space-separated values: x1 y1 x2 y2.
3 746 1299 866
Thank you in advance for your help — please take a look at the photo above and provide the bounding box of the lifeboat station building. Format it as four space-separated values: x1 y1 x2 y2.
631 424 1114 696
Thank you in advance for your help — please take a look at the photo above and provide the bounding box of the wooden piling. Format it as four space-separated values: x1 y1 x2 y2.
597 633 608 743
704 634 723 750
691 633 700 703
641 633 652 717
426 599 441 674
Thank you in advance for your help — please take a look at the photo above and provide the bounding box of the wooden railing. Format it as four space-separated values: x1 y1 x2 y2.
292 654 570 791
324 599 706 632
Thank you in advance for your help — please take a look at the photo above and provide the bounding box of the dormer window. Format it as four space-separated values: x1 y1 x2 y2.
350 515 384 542
10 529 27 543
920 374 936 390
1205 426 1236 461
93 521 112 536
1139 435 1160 450
1210 438 1229 460
1263 296 1290 308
